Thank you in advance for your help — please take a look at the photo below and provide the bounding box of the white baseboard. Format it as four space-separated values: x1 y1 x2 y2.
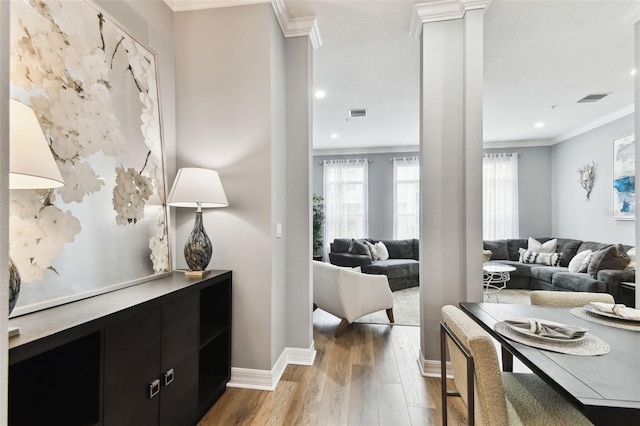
418 350 452 378
227 341 316 391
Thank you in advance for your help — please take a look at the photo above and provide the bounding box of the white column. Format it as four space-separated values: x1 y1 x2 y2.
415 0 488 373
635 20 640 309
0 0 9 420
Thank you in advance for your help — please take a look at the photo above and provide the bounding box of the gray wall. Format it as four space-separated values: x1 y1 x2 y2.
484 146 553 238
552 114 635 245
269 10 287 367
175 4 313 371
313 150 419 240
314 146 553 241
175 4 274 371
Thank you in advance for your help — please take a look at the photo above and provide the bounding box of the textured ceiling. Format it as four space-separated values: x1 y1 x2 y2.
166 0 638 151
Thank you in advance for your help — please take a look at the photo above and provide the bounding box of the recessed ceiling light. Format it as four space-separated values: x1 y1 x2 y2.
631 69 637 76
314 90 326 99
534 122 545 128
330 133 339 139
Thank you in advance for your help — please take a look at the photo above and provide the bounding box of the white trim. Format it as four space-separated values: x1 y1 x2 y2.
163 0 268 12
418 351 453 378
227 342 316 390
271 0 323 49
411 0 492 37
554 105 634 144
314 145 419 156
618 1 640 25
483 139 554 149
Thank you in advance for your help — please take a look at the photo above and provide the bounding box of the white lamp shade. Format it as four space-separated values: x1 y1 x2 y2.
10 99 64 189
167 167 228 208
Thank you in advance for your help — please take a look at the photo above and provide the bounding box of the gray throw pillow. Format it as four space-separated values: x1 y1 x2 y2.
587 244 630 278
348 240 372 258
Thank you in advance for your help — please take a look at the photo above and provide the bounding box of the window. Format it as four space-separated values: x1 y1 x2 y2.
323 159 368 254
483 153 519 239
393 157 420 239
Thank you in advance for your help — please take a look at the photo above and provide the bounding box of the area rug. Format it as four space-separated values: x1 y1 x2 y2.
355 288 531 326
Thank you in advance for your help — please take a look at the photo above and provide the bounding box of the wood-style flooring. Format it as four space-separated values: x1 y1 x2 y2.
197 309 468 426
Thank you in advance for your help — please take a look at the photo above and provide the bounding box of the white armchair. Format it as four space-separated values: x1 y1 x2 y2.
313 260 394 337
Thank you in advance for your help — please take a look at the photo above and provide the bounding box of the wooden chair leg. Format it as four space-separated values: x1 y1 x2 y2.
386 308 395 323
313 303 318 311
335 318 350 337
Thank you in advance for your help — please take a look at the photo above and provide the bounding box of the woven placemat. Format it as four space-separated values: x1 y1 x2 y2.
569 307 640 331
494 321 610 356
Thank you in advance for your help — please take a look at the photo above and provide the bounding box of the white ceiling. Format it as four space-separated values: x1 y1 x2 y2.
165 0 638 152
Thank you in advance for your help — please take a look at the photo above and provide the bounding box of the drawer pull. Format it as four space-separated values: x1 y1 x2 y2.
164 368 175 386
149 379 160 399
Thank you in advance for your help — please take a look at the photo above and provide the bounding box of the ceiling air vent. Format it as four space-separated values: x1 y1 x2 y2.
348 108 368 118
577 93 610 103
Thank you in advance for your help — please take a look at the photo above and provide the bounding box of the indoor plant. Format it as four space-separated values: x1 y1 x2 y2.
313 194 325 259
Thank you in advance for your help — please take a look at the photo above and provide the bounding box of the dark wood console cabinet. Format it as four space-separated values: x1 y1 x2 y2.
8 271 232 426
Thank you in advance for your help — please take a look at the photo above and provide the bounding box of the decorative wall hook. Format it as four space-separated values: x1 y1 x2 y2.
578 161 596 201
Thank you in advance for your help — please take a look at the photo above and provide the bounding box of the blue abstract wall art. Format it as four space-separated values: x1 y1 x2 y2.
612 134 635 220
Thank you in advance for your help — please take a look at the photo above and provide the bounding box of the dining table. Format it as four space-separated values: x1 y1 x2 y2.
459 302 640 425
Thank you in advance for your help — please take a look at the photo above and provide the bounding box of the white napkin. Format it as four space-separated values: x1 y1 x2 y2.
588 302 640 321
505 318 589 340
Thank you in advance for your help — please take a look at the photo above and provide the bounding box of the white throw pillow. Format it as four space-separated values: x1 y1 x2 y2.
520 249 561 266
626 247 636 270
365 241 379 261
528 237 557 254
375 242 389 261
568 250 592 273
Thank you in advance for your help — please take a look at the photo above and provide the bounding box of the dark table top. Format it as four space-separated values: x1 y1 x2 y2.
459 302 640 425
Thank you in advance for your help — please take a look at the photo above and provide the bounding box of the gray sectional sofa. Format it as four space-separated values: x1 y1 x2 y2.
483 237 635 302
328 238 419 291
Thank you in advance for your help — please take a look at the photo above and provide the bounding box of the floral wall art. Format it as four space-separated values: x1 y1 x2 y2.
9 0 170 314
612 134 635 220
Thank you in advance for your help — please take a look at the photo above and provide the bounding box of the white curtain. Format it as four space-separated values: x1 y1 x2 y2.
483 153 519 239
323 159 369 255
393 157 420 239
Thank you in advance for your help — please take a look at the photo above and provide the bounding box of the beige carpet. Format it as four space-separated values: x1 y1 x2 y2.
355 287 531 326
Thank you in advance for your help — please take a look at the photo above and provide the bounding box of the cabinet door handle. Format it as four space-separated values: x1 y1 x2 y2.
164 368 175 387
149 379 160 399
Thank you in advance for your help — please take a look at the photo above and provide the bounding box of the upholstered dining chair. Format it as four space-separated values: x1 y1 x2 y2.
529 290 614 308
440 305 592 426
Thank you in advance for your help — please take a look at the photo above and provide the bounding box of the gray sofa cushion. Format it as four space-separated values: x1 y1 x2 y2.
555 238 583 267
364 259 419 279
587 244 630 278
331 238 352 253
484 240 508 260
506 239 528 261
377 239 415 260
552 272 606 293
530 266 567 283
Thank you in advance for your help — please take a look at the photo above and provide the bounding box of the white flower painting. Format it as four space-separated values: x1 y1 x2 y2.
9 0 170 313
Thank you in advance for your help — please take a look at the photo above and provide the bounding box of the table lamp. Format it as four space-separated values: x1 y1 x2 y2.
8 99 65 335
167 168 228 277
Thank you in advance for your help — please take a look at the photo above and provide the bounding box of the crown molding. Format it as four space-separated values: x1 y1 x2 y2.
163 0 268 12
411 0 492 38
482 139 554 149
313 145 419 157
271 0 322 49
618 1 640 25
554 105 634 144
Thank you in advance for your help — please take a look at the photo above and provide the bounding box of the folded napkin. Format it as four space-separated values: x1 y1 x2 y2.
505 318 589 340
588 302 640 321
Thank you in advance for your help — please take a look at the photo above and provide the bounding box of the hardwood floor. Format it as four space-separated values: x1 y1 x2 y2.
197 309 468 426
